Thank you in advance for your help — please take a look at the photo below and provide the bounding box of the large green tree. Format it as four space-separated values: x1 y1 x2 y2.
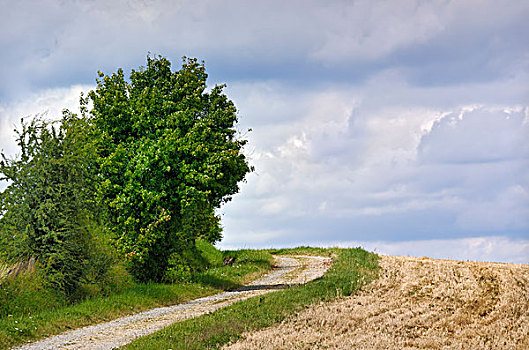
86 56 252 282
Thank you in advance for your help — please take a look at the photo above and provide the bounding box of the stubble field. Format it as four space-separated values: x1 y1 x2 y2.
226 255 529 349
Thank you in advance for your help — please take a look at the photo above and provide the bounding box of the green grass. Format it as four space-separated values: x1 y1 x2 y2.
124 247 380 350
193 249 274 290
0 247 273 350
266 246 343 257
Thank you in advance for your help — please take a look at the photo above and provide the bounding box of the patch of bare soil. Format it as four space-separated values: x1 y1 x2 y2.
226 255 529 350
13 255 331 350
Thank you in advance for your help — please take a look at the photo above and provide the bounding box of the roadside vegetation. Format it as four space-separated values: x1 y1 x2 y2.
124 247 380 350
0 54 252 298
0 55 257 348
0 242 273 349
266 246 342 257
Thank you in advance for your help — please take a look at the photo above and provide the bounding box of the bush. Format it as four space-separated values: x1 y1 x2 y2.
0 113 110 298
102 263 135 294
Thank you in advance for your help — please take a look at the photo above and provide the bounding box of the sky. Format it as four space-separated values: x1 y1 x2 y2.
1 0 528 263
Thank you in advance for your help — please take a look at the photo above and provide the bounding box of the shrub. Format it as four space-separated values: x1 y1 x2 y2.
0 113 110 298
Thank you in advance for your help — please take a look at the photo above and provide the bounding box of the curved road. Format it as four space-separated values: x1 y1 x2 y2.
14 255 332 350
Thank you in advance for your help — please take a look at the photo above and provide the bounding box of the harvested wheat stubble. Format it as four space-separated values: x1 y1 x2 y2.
225 255 529 350
13 255 331 350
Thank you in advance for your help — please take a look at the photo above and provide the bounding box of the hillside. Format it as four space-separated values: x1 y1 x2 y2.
226 255 529 349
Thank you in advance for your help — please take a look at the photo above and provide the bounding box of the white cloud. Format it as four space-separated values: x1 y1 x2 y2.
0 85 92 157
310 0 447 63
320 236 529 264
220 78 529 254
412 107 529 232
418 107 529 164
456 185 529 232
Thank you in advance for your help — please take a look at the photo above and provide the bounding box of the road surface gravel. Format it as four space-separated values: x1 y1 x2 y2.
13 255 331 350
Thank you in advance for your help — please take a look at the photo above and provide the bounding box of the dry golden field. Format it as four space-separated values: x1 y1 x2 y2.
226 255 529 349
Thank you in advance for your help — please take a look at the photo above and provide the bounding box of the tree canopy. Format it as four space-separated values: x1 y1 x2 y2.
84 56 252 281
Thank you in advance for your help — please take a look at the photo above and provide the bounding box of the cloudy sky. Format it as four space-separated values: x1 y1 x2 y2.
1 0 528 263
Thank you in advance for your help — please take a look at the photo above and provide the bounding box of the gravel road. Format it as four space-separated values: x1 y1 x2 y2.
13 255 331 350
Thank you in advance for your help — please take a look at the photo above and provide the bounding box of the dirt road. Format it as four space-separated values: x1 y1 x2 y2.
13 255 331 350
226 255 529 349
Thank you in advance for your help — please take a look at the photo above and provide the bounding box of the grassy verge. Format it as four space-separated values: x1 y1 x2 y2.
0 248 273 350
266 246 343 257
124 247 379 350
193 249 273 290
